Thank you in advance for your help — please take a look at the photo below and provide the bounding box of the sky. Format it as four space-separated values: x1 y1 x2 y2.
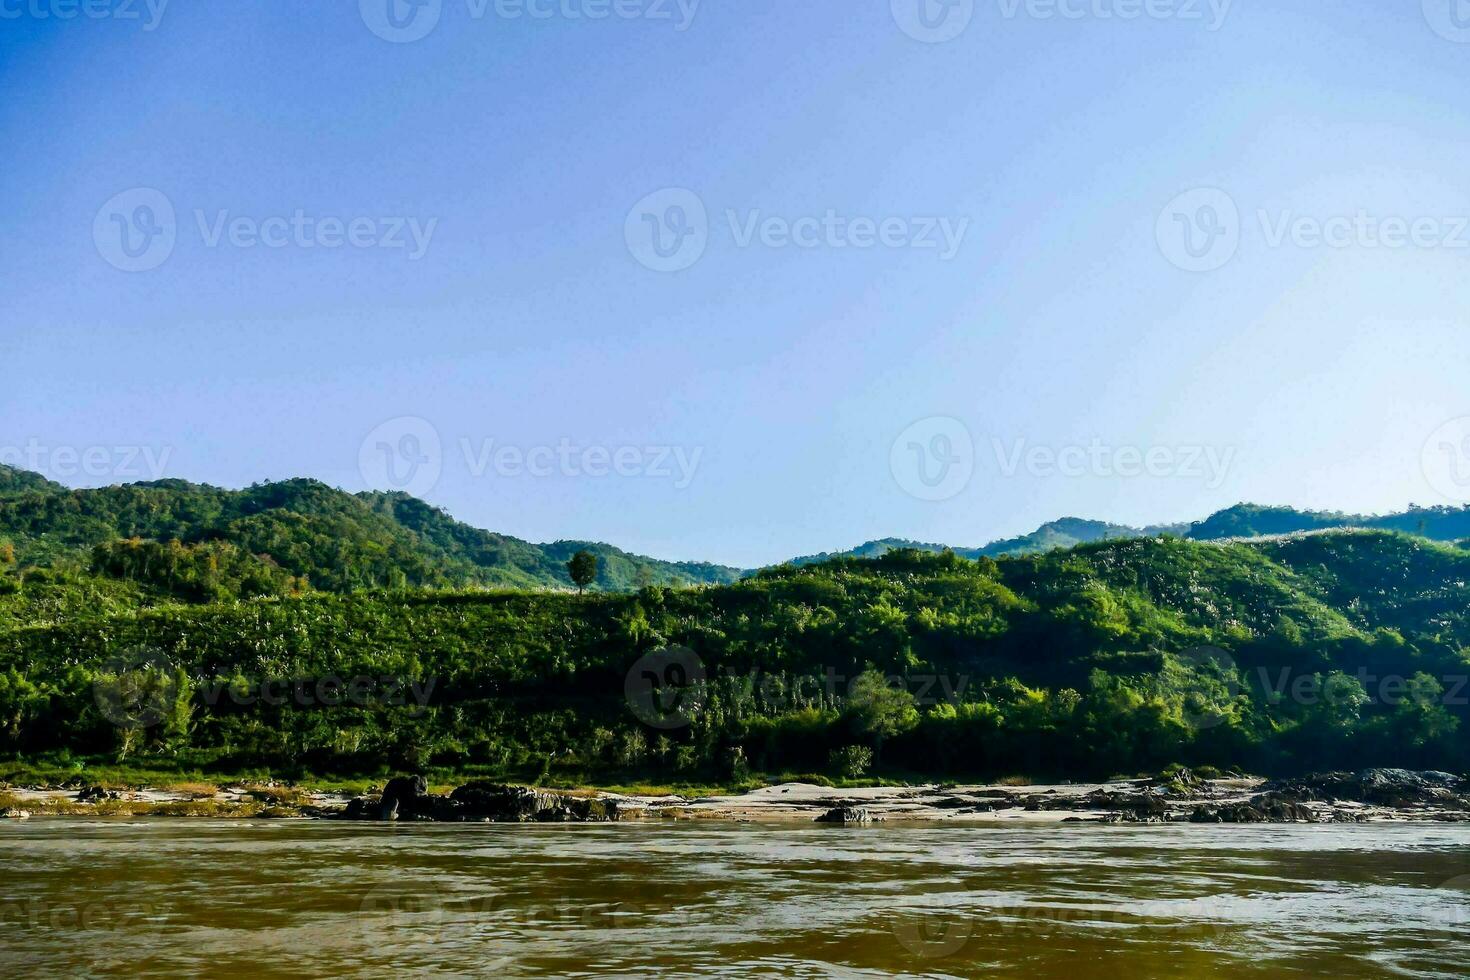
3 0 1470 568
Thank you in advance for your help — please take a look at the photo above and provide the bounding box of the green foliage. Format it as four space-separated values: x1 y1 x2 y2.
790 507 1470 565
92 538 305 602
0 463 1467 783
1189 503 1470 543
829 744 873 778
0 466 740 599
842 670 919 752
567 550 598 593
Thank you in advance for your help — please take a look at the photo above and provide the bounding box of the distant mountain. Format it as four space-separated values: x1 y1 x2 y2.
0 465 741 596
1186 503 1470 543
787 537 955 567
788 517 1165 566
783 505 1470 569
6 463 1468 600
971 517 1155 557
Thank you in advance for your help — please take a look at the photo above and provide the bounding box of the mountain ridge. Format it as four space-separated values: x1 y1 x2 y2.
794 504 1470 566
0 465 742 594
2 464 1467 596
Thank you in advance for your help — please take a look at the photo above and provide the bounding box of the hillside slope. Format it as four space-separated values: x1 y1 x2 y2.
1187 503 1470 542
1 529 1465 781
0 465 740 596
790 504 1470 568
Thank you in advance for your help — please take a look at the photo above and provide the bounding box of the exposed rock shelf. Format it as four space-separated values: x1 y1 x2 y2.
3 768 1466 824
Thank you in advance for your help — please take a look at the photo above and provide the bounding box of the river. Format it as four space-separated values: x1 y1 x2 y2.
2 820 1468 977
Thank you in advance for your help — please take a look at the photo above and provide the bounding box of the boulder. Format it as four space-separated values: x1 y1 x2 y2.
815 806 875 825
1118 792 1170 822
450 783 564 821
1189 793 1318 823
380 775 428 820
1263 769 1467 807
448 783 620 823
343 796 381 820
338 780 619 822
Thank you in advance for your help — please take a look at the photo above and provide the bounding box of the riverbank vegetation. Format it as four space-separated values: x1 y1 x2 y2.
1 500 1466 785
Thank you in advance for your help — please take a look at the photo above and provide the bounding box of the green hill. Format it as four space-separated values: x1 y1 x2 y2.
974 516 1153 556
0 465 740 599
0 466 63 495
789 518 1173 567
1 524 1465 783
790 505 1470 569
1186 502 1470 542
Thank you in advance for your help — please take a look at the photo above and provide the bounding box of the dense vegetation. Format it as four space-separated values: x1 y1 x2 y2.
801 504 1470 564
1187 502 1470 542
790 519 1174 566
0 465 740 595
1 482 1465 784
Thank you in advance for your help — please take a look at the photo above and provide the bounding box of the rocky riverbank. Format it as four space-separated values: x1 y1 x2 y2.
649 768 1470 825
338 776 621 822
2 768 1467 824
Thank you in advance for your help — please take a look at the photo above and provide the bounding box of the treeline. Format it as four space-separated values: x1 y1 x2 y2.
89 538 307 602
0 532 1466 783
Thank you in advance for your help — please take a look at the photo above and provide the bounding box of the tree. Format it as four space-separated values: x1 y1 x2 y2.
843 669 918 760
567 550 598 594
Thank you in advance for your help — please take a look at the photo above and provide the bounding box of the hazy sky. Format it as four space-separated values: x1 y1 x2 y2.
4 1 1470 567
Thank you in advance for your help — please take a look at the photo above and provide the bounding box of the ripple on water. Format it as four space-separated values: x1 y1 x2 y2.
0 821 1466 978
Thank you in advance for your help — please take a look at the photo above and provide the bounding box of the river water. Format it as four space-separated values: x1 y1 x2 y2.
1 820 1468 977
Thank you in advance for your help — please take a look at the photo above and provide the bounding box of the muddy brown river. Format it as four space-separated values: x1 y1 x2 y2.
1 820 1468 977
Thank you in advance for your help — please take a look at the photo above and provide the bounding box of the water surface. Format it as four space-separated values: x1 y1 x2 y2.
2 820 1468 977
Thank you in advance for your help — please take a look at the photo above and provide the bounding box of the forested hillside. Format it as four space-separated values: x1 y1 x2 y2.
787 518 1148 566
0 524 1464 785
1186 502 1470 542
798 505 1470 565
0 465 740 596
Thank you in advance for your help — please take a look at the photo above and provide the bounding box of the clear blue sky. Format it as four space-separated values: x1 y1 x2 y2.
4 1 1469 568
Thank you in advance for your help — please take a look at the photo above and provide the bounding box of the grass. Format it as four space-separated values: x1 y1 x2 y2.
162 781 222 799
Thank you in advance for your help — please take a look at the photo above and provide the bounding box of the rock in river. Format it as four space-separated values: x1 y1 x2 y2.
340 778 619 823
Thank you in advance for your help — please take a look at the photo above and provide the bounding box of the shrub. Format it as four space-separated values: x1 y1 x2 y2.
829 745 873 779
